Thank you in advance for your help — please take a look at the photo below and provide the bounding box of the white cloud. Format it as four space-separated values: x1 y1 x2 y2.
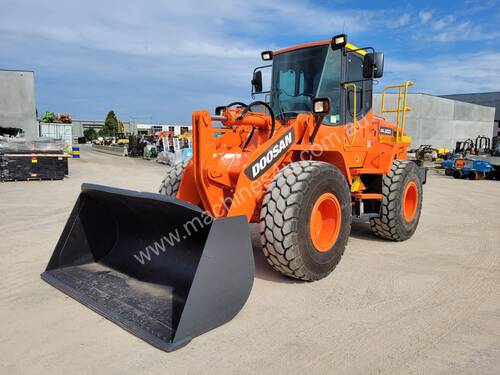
418 10 433 24
390 13 412 28
0 1 394 103
431 15 455 31
0 0 497 121
0 0 377 60
459 0 498 15
431 21 500 42
385 52 500 94
408 9 500 43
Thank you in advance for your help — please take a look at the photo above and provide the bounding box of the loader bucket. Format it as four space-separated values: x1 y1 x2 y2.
41 183 254 351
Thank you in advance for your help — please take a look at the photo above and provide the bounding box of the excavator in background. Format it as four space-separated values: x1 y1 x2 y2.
454 138 475 157
473 135 492 156
493 136 500 157
115 121 129 145
444 135 500 180
454 136 496 157
41 34 426 351
409 144 451 164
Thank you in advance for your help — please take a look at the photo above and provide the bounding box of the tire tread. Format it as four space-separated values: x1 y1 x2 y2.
369 160 421 241
158 159 190 196
260 160 350 281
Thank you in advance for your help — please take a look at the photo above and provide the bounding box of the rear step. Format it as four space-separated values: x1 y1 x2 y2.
41 184 254 352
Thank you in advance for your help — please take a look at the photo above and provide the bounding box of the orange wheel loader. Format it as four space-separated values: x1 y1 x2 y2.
42 34 426 351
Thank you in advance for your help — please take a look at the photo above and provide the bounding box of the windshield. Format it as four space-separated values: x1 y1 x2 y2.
270 45 342 125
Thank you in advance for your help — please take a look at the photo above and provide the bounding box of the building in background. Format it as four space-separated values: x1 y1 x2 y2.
373 93 495 150
136 124 191 136
0 69 38 138
49 121 192 142
439 92 500 138
2 68 495 151
70 119 137 138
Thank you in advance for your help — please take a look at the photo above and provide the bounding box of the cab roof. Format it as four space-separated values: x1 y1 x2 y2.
273 40 366 56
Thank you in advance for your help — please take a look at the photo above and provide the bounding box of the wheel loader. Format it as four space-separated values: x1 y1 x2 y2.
42 34 426 351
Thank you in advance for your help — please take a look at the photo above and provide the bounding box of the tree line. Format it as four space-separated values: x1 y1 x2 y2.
83 110 121 141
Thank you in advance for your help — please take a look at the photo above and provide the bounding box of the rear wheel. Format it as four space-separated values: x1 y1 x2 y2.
468 171 483 180
370 160 423 241
158 159 190 196
260 161 351 281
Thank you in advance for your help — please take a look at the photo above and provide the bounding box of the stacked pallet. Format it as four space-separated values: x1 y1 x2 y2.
0 137 69 182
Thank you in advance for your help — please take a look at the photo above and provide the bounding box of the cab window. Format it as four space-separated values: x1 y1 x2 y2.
346 52 372 119
316 48 342 125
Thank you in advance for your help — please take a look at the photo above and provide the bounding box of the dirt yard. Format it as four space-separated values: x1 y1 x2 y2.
1 145 499 374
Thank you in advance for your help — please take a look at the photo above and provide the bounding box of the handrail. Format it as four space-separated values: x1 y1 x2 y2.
381 81 413 141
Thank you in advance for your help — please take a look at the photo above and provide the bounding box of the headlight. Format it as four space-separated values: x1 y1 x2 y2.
312 98 331 114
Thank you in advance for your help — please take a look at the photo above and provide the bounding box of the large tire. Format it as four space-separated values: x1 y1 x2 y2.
158 159 190 196
260 161 351 281
369 160 423 241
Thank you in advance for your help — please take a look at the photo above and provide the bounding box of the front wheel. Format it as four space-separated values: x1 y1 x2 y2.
260 161 351 281
158 159 190 196
370 160 423 241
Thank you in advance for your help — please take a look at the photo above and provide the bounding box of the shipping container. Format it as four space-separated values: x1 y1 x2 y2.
39 122 73 148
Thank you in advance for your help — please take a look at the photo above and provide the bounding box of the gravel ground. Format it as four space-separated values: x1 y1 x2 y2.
1 145 499 375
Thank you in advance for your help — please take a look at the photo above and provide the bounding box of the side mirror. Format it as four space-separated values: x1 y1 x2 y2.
251 70 263 93
363 52 384 79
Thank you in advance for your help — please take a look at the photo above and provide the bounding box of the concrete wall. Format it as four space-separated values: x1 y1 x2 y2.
0 70 38 138
440 92 500 121
373 93 495 150
439 92 500 138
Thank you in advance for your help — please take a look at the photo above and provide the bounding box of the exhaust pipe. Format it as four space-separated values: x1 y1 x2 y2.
41 184 254 351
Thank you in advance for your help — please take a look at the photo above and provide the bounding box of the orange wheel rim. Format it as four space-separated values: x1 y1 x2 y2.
403 181 418 222
309 192 341 252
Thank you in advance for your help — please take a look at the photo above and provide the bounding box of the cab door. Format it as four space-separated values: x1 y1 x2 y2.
342 50 373 151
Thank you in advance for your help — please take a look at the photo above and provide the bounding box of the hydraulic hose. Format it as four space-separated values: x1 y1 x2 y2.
238 101 276 140
226 102 248 109
242 126 256 151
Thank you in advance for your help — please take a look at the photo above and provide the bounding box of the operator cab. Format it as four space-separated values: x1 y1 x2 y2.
251 34 384 125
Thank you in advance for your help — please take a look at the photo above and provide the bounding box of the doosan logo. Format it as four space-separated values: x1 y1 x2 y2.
245 129 295 180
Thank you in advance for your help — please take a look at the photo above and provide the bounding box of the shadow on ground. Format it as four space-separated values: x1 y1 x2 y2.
248 224 298 284
249 219 385 283
350 220 387 242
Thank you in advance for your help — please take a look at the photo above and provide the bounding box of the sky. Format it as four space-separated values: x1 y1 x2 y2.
0 0 499 124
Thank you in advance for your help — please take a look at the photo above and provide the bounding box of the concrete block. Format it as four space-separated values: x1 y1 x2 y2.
0 70 38 139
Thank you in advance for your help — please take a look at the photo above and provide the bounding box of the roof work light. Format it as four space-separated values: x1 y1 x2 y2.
261 51 273 61
331 34 347 50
